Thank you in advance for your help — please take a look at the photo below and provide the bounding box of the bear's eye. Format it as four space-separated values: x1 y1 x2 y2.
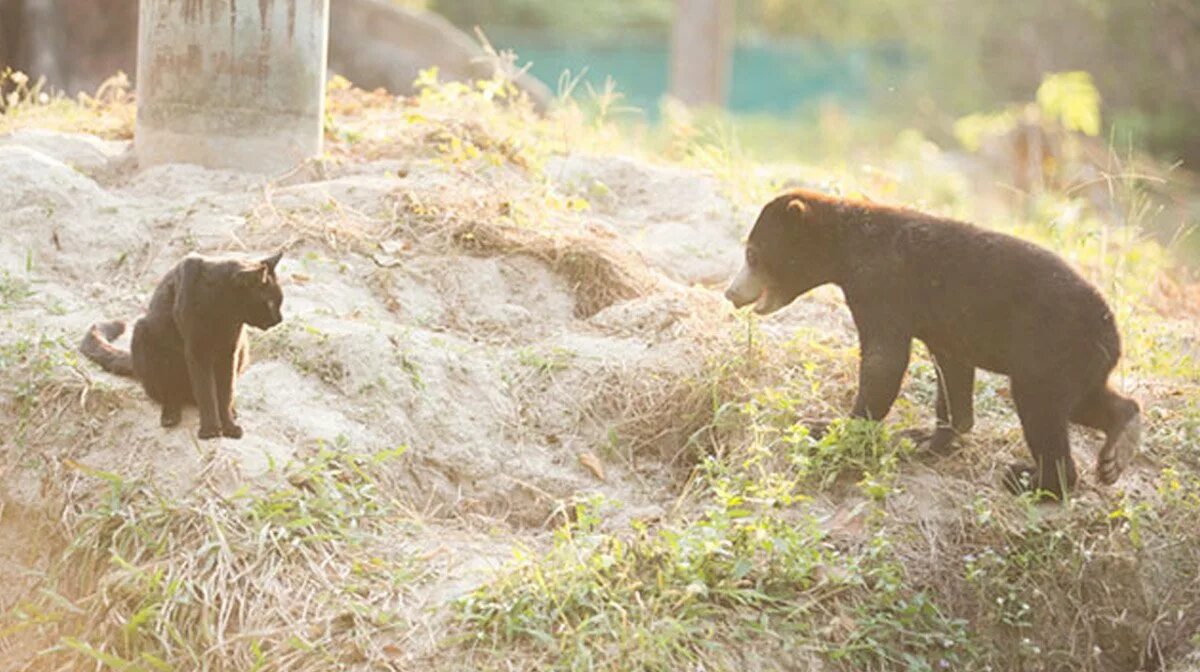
746 248 759 267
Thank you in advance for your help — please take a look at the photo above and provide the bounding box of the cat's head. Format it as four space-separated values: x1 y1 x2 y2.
234 252 285 330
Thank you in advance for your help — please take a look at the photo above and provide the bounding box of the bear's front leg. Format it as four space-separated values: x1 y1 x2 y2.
850 333 912 423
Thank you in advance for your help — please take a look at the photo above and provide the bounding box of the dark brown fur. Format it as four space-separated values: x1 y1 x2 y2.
725 190 1140 498
81 252 285 439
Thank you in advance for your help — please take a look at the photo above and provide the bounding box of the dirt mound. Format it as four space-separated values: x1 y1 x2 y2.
0 127 755 667
0 129 127 173
550 154 746 285
0 132 733 519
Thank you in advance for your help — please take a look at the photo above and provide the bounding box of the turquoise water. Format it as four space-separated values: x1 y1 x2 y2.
500 37 904 116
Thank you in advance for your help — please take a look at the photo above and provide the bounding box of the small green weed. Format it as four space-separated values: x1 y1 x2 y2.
0 333 82 443
737 384 916 496
0 270 33 309
825 533 974 671
516 345 575 374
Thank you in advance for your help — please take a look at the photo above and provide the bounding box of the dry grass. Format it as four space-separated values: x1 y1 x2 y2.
0 333 129 476
4 447 425 672
443 214 658 319
885 473 1200 671
246 166 658 324
0 70 135 140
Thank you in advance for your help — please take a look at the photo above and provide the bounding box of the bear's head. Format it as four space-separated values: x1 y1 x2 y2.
725 190 843 315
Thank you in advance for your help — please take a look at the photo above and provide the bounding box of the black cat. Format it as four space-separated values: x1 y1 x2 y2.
81 252 285 439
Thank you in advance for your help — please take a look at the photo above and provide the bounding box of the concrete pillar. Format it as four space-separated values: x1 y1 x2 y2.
669 0 735 108
135 0 330 173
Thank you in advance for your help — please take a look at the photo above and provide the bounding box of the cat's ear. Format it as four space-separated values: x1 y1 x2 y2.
236 265 269 287
262 251 283 272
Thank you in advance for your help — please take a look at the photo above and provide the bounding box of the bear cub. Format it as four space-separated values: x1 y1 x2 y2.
725 190 1140 498
81 252 285 440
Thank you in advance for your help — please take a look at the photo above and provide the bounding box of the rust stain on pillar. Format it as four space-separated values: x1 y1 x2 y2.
136 0 330 173
182 0 202 22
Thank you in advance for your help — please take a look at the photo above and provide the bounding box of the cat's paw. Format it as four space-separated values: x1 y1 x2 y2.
198 425 223 440
222 423 244 440
160 406 182 428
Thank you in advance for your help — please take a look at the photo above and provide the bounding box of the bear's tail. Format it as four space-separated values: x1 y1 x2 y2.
80 320 135 378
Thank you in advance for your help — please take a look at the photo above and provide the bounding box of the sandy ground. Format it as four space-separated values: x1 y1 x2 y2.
0 128 825 665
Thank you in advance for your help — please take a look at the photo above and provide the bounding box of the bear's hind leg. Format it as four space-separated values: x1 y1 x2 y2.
1005 378 1078 499
1071 385 1140 485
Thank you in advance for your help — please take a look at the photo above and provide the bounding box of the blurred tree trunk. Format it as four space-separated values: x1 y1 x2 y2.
0 0 136 95
22 0 65 86
0 0 25 71
669 0 734 107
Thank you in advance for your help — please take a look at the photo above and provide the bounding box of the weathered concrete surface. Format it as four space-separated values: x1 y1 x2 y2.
135 0 330 172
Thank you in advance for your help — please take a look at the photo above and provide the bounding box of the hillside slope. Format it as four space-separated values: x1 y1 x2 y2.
0 75 1197 671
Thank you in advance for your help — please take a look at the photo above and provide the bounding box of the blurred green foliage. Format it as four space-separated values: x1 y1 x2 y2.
953 71 1103 152
1035 71 1102 138
402 0 1199 163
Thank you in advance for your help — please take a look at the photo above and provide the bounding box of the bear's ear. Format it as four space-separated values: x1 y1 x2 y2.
787 199 808 215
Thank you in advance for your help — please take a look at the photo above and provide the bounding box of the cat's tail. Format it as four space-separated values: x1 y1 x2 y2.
80 320 135 377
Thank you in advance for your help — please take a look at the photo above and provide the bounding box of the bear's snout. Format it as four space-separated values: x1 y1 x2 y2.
725 264 763 308
723 286 741 305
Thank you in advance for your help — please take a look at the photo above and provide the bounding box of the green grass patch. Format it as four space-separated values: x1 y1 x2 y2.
731 390 917 499
456 421 967 671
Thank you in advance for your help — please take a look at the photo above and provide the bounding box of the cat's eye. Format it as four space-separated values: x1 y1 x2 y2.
746 248 759 267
